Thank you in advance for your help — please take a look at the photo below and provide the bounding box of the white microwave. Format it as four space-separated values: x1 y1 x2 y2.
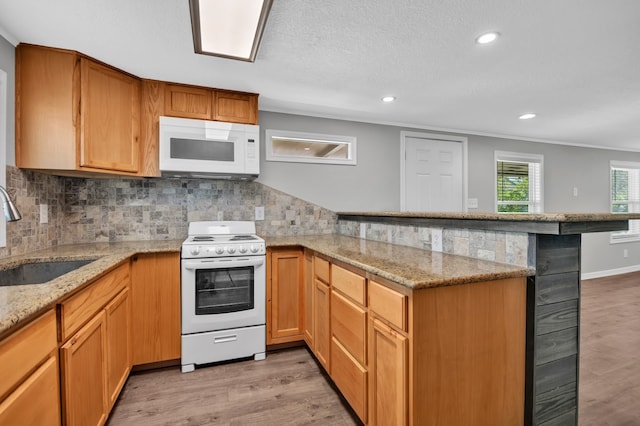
159 116 260 179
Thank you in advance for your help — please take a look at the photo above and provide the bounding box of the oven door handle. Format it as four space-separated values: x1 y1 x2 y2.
182 257 265 270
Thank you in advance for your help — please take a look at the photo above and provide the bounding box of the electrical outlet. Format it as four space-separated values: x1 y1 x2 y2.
217 211 224 221
359 223 366 239
467 198 479 209
255 206 265 221
573 187 578 197
431 228 443 252
624 249 629 258
39 204 48 224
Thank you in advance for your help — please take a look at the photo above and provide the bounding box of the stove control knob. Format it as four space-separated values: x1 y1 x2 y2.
190 246 200 256
238 245 248 254
215 246 225 255
250 245 259 253
227 246 236 254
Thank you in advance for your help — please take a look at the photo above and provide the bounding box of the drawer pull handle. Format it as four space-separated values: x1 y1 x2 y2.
214 335 238 344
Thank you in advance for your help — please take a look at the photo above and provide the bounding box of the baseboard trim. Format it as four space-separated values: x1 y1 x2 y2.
582 264 640 280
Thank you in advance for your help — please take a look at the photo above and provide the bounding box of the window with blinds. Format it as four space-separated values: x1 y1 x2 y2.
495 151 543 213
610 161 640 242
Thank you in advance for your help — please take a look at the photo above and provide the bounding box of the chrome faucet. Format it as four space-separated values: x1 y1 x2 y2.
0 185 21 222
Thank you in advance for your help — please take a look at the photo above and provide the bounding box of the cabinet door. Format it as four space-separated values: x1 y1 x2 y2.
303 250 314 348
268 249 304 344
80 58 140 173
105 288 131 410
369 318 408 426
130 253 181 365
164 84 212 120
0 355 61 426
60 312 107 426
213 91 258 124
314 279 331 372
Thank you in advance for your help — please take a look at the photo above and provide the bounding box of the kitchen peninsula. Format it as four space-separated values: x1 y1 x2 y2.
336 211 640 426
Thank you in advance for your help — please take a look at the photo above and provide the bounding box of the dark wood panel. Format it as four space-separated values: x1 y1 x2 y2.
536 328 578 365
559 220 628 234
536 300 578 335
535 382 577 424
536 355 577 395
536 272 580 306
538 409 576 426
536 235 581 276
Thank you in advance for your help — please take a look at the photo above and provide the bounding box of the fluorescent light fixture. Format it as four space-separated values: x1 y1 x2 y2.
476 32 500 45
519 113 537 120
189 0 273 62
382 96 396 102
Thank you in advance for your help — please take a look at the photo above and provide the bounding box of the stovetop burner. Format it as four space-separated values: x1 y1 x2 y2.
192 236 215 242
230 235 259 241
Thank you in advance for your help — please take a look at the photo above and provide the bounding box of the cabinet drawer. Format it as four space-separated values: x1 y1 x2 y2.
314 256 330 284
331 337 367 423
0 355 60 426
369 280 408 332
332 265 366 305
331 291 367 365
0 310 57 400
60 262 130 341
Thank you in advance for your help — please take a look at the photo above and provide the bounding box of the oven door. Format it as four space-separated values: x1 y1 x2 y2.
181 256 266 334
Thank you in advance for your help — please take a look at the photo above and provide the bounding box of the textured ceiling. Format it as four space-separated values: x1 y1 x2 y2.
0 0 638 151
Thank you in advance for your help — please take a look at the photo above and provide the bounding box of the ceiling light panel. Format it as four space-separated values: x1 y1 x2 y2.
190 0 273 62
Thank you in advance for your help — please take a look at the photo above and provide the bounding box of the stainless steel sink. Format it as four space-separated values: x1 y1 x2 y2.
0 259 96 286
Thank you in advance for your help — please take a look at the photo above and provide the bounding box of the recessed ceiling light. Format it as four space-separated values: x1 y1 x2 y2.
382 96 396 103
189 0 273 62
519 113 537 120
476 32 500 45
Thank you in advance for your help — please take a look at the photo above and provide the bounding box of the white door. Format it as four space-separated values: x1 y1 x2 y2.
402 135 464 212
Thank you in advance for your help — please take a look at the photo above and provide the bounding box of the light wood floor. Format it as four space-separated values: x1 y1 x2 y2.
107 346 361 426
108 273 639 425
579 272 640 426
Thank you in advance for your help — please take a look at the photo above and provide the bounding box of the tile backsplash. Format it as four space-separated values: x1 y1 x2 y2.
338 219 533 268
1 166 337 258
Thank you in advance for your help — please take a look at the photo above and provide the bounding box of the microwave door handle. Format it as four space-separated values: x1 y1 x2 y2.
182 257 265 270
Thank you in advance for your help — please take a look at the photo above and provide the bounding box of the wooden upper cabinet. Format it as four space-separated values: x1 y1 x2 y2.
213 91 258 124
16 44 141 176
164 84 212 120
80 58 140 173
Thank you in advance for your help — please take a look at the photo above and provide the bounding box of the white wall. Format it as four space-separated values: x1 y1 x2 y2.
259 111 640 275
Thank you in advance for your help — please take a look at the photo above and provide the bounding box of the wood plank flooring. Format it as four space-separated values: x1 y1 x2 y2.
579 272 640 426
108 273 639 425
107 347 361 426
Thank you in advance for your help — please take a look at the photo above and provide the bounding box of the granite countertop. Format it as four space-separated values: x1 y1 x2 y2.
265 234 531 290
337 211 640 222
0 240 182 337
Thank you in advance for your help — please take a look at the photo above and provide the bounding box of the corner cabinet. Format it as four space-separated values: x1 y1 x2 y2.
266 248 304 345
130 253 181 365
16 44 141 177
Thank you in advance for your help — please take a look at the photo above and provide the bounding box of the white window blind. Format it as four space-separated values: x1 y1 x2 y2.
495 151 544 213
610 161 640 242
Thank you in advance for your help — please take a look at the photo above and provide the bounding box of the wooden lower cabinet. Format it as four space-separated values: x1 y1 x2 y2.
332 337 368 422
267 248 304 344
105 288 131 410
130 253 181 365
0 309 60 426
313 279 331 372
60 312 108 426
0 355 61 426
368 318 408 426
303 250 314 347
